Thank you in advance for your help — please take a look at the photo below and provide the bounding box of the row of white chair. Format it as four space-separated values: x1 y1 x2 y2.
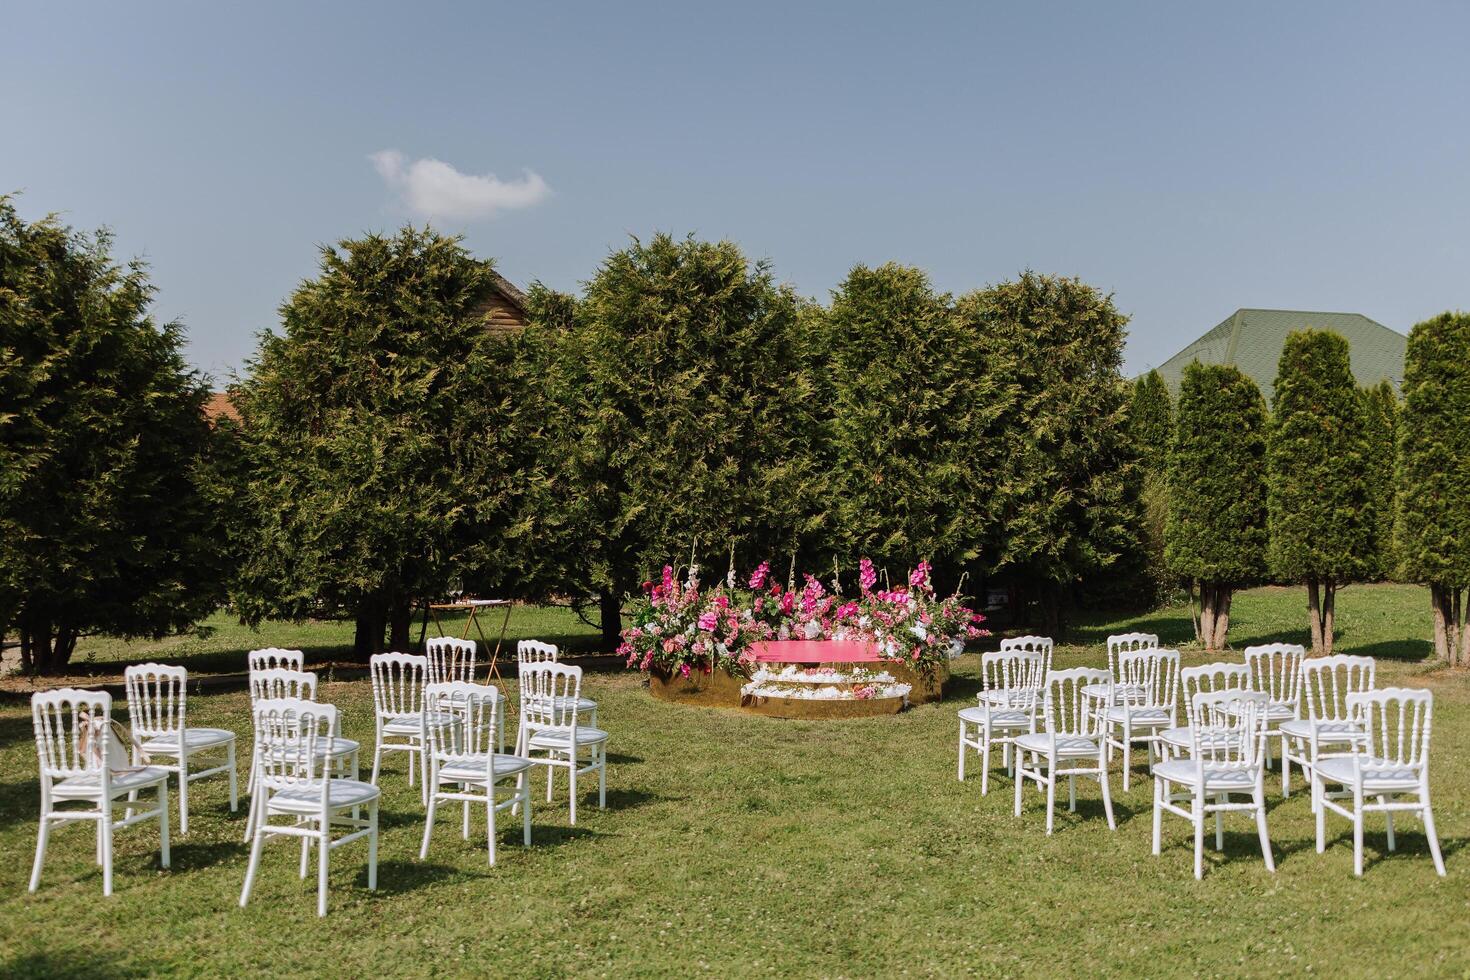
957 636 1445 879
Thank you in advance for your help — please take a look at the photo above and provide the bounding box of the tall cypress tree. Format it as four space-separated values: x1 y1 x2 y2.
1165 362 1268 651
1266 331 1374 655
1396 312 1470 667
1129 369 1174 467
1361 380 1398 580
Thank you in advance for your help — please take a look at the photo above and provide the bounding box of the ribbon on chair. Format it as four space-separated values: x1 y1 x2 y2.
77 708 149 773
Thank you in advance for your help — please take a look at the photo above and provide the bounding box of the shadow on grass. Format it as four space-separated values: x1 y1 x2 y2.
1067 614 1197 648
1349 639 1434 662
2 950 150 980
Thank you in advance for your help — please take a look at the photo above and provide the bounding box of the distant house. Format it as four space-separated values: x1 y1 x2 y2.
201 271 531 423
1152 308 1407 401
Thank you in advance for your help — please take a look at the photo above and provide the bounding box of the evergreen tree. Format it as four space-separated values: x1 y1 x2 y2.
1396 312 1470 667
565 234 826 646
0 197 227 672
958 272 1136 633
1166 362 1268 651
231 226 549 657
1129 369 1174 467
1361 380 1398 579
1266 330 1374 655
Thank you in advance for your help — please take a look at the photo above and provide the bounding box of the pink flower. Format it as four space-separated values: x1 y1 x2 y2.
698 611 719 632
714 595 729 610
748 562 770 590
909 561 931 589
663 639 677 653
780 591 795 615
662 565 675 591
859 557 877 592
679 663 691 678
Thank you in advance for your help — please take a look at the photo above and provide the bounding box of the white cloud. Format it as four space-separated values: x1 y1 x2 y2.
369 149 551 221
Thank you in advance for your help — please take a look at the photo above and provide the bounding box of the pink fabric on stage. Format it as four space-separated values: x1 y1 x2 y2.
749 639 881 663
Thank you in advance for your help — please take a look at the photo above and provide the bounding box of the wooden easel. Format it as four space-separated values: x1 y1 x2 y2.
426 599 513 679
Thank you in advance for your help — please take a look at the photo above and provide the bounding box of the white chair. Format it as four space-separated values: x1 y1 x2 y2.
1085 632 1161 706
1103 648 1180 790
1014 668 1116 834
957 650 1044 794
1282 655 1375 807
241 669 361 841
419 682 533 865
240 698 380 917
1314 688 1444 877
369 652 430 802
1244 643 1305 794
426 637 479 684
247 648 304 673
980 637 1053 706
123 663 237 836
517 640 597 730
29 689 172 896
1151 691 1274 879
1159 662 1250 757
520 663 608 825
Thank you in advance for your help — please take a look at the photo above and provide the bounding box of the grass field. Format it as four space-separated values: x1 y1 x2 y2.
1 584 1465 976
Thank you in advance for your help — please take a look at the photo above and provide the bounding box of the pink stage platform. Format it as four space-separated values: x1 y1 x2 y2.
749 639 881 663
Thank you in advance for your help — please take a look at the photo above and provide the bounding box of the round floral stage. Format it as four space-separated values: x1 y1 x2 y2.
625 558 980 720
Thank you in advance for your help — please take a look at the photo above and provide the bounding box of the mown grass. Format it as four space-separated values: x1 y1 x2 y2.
0 583 1465 977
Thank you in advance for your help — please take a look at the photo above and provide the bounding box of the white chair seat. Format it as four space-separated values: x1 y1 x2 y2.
527 727 610 750
1158 726 1241 753
1315 756 1422 792
958 706 1030 727
55 766 172 798
259 735 360 761
142 727 236 752
1152 758 1258 791
267 778 381 814
438 753 534 782
1082 682 1144 701
1104 706 1173 726
555 696 597 713
383 714 424 735
1278 719 1364 742
1014 733 1100 757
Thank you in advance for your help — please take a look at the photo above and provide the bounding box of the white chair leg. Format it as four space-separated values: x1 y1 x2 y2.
1352 785 1365 877
1280 735 1290 796
1044 760 1056 835
370 735 383 786
316 822 330 917
569 754 579 826
1013 755 1024 817
521 776 532 846
368 800 379 889
239 821 266 907
100 807 114 897
299 834 311 879
1151 777 1163 855
1068 773 1076 812
1121 728 1132 791
1099 756 1116 830
957 721 967 782
1192 792 1205 880
980 729 991 795
1422 791 1445 877
1254 786 1274 872
1214 794 1225 851
487 783 498 867
420 786 439 860
158 781 171 870
177 752 190 836
1315 774 1327 853
598 745 606 809
1382 797 1395 851
29 816 50 892
227 739 239 812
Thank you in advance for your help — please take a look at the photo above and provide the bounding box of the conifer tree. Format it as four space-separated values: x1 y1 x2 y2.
1361 380 1398 579
1129 369 1173 467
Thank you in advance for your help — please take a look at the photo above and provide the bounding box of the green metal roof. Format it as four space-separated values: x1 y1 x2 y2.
1152 308 1407 401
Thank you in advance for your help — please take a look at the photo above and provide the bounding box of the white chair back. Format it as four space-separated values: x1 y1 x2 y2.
33 688 114 778
426 638 478 685
1000 636 1053 675
521 662 583 731
1040 668 1110 737
423 682 502 764
370 652 428 722
1106 632 1159 677
247 648 304 673
517 640 559 669
1180 662 1250 730
981 650 1045 709
1116 648 1179 711
252 698 335 789
1244 643 1305 708
1350 688 1432 773
124 663 187 740
1191 691 1268 776
1302 655 1376 723
249 667 318 704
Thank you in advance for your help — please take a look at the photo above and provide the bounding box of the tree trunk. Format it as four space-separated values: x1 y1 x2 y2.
1306 576 1323 655
1322 579 1336 657
1451 586 1465 670
388 596 412 653
1187 579 1202 644
19 616 80 674
599 589 623 652
1459 588 1470 669
353 598 387 661
1430 584 1450 663
1212 585 1233 652
1198 582 1216 651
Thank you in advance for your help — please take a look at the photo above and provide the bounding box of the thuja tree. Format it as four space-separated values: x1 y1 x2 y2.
1129 369 1173 467
1266 331 1374 655
824 263 996 581
0 198 228 672
1166 362 1268 651
232 226 548 657
1361 380 1398 579
958 272 1136 632
1396 312 1470 667
566 234 828 647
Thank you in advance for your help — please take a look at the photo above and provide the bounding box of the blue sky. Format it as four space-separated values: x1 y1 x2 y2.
5 1 1468 381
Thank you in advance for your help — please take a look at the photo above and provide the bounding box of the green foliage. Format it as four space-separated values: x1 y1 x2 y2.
1395 312 1470 587
1265 330 1374 582
824 263 994 576
1129 369 1173 467
561 234 827 599
230 226 552 652
0 196 226 671
1361 380 1398 579
1165 362 1268 582
958 273 1138 621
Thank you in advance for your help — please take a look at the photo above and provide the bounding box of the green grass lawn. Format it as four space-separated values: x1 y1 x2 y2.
1 584 1465 976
